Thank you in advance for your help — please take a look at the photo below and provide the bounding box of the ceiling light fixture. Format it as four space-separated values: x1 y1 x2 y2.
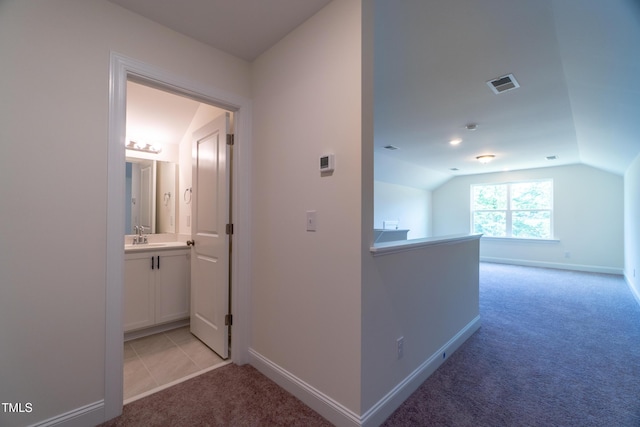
383 145 399 151
476 154 495 164
126 140 162 154
449 138 462 146
465 123 478 131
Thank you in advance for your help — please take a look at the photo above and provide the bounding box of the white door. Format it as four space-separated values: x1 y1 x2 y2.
190 113 230 359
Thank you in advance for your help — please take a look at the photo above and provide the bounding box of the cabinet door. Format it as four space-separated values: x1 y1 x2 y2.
124 254 155 332
155 250 190 324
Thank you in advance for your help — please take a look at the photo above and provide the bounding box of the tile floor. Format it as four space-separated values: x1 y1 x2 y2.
123 326 226 401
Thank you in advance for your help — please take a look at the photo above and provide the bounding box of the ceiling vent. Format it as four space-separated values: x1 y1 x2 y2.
487 74 520 94
383 145 399 151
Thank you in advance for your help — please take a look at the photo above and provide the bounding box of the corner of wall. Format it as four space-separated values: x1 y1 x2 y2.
625 273 640 308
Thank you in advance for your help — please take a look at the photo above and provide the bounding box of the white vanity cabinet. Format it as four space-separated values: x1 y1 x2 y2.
124 248 190 332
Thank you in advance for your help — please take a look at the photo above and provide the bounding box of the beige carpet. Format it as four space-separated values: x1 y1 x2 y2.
101 363 332 426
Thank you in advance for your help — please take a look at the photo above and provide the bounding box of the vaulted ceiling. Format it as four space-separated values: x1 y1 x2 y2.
111 0 640 189
374 0 640 189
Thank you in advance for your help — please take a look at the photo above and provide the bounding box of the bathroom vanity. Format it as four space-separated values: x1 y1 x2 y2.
124 243 190 333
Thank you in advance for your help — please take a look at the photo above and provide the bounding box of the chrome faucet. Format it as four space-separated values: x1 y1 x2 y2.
132 225 148 245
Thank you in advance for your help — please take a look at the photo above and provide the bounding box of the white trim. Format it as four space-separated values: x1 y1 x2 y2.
360 316 481 427
106 52 252 422
124 318 189 342
249 349 362 427
29 401 104 427
481 257 623 275
249 316 481 427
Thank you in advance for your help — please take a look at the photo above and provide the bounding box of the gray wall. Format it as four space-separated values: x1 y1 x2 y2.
374 181 431 239
0 1 250 426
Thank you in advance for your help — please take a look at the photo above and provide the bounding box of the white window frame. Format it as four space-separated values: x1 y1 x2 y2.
470 179 554 240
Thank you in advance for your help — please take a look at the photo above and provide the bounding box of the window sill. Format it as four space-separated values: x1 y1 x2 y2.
481 236 560 243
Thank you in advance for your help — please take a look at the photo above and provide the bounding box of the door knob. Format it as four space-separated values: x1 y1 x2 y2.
186 240 195 246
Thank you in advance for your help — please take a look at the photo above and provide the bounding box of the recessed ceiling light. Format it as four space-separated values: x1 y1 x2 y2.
476 154 495 164
449 138 462 146
465 123 478 131
383 145 399 150
450 168 459 171
546 155 558 160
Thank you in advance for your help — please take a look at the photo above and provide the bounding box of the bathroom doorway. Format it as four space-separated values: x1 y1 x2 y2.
123 80 233 402
107 54 251 419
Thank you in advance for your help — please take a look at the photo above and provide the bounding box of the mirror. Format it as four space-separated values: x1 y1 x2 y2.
125 158 178 235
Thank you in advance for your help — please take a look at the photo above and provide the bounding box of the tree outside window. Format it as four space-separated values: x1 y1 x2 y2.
471 180 553 239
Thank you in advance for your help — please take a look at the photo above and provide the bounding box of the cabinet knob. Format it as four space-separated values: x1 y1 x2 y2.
186 240 195 246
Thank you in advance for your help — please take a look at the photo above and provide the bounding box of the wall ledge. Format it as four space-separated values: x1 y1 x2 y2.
370 233 482 257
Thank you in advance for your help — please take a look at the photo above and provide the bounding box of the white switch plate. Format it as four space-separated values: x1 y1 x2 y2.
306 210 317 231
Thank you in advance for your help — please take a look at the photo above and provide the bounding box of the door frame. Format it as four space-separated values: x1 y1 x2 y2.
106 52 252 420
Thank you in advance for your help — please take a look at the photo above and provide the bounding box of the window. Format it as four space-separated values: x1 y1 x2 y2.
471 180 553 239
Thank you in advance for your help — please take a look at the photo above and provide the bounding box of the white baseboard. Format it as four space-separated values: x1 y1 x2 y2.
29 400 103 427
249 349 361 427
360 316 481 427
480 257 623 275
249 316 481 427
124 318 189 342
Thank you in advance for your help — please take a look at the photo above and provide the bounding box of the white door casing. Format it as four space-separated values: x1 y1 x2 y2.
107 53 250 421
190 113 230 359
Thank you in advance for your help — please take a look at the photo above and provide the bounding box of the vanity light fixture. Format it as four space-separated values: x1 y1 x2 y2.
126 140 162 154
476 154 495 164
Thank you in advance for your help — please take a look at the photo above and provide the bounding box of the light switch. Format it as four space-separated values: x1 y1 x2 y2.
306 210 317 232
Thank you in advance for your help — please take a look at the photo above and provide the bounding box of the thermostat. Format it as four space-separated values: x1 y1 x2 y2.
319 154 335 173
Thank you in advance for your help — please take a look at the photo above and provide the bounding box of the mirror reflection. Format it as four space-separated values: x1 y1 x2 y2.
125 158 177 235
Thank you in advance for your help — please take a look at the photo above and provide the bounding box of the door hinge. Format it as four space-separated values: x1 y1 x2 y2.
226 134 234 146
226 223 234 235
225 314 233 326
